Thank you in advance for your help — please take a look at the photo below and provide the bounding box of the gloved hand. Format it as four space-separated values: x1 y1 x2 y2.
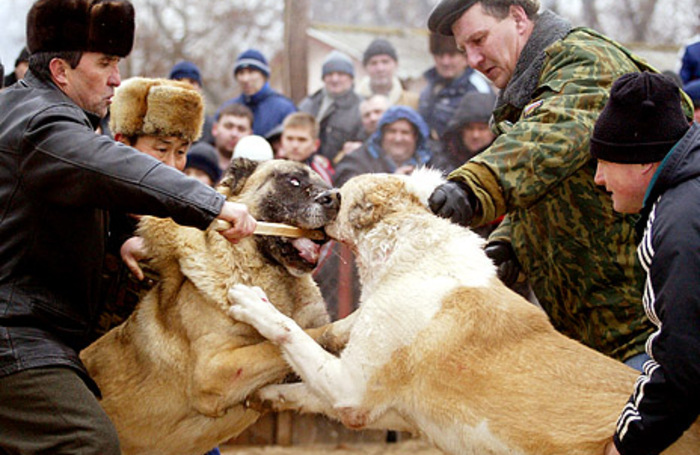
428 181 475 226
484 241 520 288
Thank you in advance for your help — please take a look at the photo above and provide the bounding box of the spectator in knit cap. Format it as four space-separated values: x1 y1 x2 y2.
683 78 700 123
185 142 222 186
168 60 215 145
3 46 29 88
356 38 419 109
419 33 493 140
590 71 698 455
169 60 203 89
218 48 296 137
298 50 363 162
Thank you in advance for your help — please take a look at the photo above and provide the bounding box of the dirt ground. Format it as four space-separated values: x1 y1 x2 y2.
221 439 444 454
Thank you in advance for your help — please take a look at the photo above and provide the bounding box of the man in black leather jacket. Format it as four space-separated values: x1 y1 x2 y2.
0 1 255 453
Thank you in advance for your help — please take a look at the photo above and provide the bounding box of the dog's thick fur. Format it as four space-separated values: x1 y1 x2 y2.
229 169 700 455
80 159 348 455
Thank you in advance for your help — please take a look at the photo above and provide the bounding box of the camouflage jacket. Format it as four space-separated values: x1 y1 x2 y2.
449 19 693 361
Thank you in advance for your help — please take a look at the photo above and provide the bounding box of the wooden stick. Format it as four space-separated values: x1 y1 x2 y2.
213 220 326 241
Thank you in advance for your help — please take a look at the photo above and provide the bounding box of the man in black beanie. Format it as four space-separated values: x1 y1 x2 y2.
0 1 255 453
356 38 419 109
591 72 699 455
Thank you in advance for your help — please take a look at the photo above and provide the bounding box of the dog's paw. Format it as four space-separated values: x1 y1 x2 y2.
227 284 291 342
254 384 303 413
338 406 370 430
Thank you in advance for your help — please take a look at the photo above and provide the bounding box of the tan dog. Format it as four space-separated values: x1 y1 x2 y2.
229 169 700 455
80 159 347 455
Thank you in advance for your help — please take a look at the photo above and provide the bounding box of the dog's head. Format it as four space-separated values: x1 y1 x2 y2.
218 158 340 276
326 167 445 247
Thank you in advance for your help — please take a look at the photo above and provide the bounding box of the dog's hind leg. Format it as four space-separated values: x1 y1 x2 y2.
229 285 367 418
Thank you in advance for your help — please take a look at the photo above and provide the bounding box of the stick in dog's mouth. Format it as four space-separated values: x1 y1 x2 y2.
213 220 327 241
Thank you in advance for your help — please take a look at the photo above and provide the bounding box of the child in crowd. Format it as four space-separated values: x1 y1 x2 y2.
278 112 334 184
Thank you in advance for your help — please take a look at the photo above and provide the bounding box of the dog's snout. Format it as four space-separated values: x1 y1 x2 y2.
315 190 341 209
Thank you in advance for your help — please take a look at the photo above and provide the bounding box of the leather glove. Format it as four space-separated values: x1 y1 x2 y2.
484 241 521 288
428 181 475 226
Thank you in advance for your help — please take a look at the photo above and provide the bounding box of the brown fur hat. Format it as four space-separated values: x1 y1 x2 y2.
26 0 135 57
109 77 205 143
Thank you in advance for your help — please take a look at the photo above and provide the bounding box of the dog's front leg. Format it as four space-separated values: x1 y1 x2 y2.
229 285 365 412
256 383 415 433
255 383 327 414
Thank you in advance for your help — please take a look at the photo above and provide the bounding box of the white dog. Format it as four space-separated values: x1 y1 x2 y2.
228 169 700 455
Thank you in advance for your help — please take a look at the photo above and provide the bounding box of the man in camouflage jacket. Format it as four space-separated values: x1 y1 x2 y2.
427 0 694 362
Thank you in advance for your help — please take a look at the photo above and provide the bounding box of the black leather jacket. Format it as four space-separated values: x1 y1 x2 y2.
0 72 224 390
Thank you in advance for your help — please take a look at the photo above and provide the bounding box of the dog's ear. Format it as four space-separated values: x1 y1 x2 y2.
350 179 406 231
216 158 259 198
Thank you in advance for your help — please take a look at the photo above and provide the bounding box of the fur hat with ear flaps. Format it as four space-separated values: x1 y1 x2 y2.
109 77 205 143
26 0 135 57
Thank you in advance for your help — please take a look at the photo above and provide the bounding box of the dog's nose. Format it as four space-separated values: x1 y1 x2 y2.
315 189 341 210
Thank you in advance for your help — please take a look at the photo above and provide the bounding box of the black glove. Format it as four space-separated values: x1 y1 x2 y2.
428 181 475 226
484 241 520 288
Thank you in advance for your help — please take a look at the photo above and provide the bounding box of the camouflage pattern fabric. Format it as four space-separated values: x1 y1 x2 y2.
449 28 693 361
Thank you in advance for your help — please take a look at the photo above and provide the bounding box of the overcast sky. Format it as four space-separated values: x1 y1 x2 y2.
0 0 32 69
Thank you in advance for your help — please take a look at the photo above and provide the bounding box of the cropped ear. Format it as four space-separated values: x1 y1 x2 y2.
216 158 259 198
349 179 406 231
48 57 70 88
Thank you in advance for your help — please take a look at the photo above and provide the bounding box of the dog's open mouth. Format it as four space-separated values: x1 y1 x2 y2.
292 237 321 265
259 227 330 275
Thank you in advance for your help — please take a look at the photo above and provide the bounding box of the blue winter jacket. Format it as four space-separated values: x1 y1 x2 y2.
219 82 296 137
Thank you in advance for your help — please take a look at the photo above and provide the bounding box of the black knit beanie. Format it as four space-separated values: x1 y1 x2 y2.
363 39 398 66
186 142 222 184
590 72 690 164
